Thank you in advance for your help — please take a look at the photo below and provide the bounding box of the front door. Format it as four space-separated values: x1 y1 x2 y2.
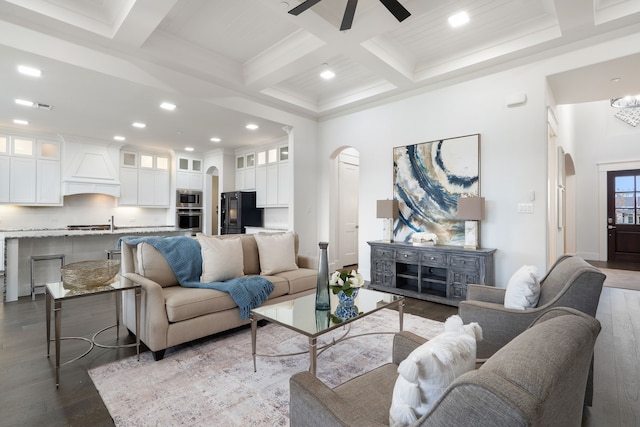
607 170 640 262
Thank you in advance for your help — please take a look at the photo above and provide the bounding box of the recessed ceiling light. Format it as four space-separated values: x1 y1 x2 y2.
160 102 176 111
185 147 194 152
448 11 469 28
320 63 335 80
15 98 34 107
18 65 41 77
210 137 222 142
132 122 146 128
114 135 126 141
246 123 259 130
13 119 29 125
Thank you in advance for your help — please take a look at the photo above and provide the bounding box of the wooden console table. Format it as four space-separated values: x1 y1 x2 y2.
368 241 496 306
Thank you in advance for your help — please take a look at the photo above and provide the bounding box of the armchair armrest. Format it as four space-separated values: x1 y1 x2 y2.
458 300 543 358
392 331 427 365
466 284 506 304
289 372 386 427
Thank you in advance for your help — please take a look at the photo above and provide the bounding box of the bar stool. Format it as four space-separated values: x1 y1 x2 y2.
31 254 65 300
105 249 121 260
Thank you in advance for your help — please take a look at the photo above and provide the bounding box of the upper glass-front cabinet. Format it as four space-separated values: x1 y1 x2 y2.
279 146 288 162
0 135 8 154
12 137 34 156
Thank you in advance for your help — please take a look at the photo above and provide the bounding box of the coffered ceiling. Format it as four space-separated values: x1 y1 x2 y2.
0 0 639 153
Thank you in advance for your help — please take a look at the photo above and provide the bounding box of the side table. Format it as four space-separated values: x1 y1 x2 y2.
45 280 141 387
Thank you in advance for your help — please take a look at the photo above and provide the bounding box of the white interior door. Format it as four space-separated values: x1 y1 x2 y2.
338 151 359 266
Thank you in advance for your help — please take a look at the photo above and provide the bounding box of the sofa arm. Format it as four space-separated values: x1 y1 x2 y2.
392 331 427 365
466 284 506 304
290 372 386 427
297 255 317 269
121 272 170 351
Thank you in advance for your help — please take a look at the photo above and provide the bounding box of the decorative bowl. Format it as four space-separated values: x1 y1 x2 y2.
61 260 121 288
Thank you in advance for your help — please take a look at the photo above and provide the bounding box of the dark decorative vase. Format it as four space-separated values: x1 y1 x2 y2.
315 242 331 310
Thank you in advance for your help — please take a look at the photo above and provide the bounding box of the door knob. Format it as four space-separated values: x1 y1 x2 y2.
607 225 616 230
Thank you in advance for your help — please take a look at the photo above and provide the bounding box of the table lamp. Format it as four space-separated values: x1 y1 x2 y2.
377 199 399 242
456 196 485 249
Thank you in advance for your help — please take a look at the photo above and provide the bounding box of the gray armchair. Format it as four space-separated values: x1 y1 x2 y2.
458 255 605 359
289 308 601 427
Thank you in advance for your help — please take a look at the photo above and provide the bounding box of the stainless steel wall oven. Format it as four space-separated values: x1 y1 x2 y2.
176 209 202 232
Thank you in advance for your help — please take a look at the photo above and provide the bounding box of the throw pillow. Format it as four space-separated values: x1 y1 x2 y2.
389 315 482 427
197 234 244 282
504 265 541 310
253 232 298 275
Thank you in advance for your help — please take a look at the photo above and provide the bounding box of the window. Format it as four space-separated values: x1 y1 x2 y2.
614 175 640 224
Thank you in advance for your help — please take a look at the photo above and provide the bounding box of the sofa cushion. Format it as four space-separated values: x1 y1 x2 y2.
136 242 178 288
272 268 317 294
197 234 244 282
163 276 290 322
254 232 299 275
212 234 261 275
504 265 540 310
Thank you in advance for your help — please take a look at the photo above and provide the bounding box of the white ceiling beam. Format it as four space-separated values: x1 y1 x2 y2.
113 0 180 47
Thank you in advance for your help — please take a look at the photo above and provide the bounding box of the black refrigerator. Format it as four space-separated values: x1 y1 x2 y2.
220 191 263 234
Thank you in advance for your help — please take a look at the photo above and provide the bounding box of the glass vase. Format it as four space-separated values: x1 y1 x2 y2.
315 242 331 310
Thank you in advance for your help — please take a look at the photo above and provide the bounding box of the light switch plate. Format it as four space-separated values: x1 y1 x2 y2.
517 203 534 213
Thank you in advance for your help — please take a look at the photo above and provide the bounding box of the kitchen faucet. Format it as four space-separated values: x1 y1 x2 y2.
109 215 115 232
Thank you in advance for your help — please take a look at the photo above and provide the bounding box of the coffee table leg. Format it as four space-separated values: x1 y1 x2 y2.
308 337 317 376
46 290 51 357
398 300 405 331
115 289 121 340
135 287 141 361
251 314 257 372
54 300 62 388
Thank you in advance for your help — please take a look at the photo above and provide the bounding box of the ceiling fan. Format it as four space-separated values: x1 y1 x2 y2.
288 0 411 31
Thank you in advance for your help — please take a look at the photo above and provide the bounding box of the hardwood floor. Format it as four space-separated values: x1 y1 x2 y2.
0 279 637 426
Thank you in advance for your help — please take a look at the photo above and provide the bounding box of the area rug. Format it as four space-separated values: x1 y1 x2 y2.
89 308 444 426
601 268 640 291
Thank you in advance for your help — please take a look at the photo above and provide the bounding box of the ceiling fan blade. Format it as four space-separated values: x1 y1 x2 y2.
378 0 411 22
340 0 358 30
288 0 322 16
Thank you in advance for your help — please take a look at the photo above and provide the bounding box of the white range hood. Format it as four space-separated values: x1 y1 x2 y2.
62 139 122 197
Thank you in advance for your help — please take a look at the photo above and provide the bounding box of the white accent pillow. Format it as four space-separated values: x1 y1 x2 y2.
504 265 541 310
389 315 482 427
253 232 298 275
197 234 244 282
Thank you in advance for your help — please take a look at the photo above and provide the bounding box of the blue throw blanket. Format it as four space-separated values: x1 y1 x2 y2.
119 236 274 319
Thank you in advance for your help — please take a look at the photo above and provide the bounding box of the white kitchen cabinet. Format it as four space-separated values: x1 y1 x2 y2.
277 161 289 205
119 151 170 207
0 156 10 202
235 152 256 191
119 167 138 205
36 159 61 204
138 169 170 207
10 157 36 204
177 155 203 190
256 166 267 206
255 144 289 208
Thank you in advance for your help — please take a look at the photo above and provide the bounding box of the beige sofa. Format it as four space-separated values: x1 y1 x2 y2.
120 233 317 360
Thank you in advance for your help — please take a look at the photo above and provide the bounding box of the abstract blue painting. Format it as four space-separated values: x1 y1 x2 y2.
393 134 480 245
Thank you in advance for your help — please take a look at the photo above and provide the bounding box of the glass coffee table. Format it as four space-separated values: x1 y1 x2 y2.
250 287 404 375
45 279 141 387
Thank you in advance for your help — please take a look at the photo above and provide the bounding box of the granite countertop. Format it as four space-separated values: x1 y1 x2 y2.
2 226 184 239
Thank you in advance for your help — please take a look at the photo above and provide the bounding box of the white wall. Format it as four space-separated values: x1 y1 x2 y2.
318 64 550 285
558 101 640 261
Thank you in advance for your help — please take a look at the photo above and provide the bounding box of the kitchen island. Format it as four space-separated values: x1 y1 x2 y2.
2 226 191 302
